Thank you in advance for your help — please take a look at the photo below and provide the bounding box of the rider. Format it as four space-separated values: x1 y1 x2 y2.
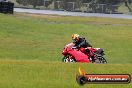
72 34 92 54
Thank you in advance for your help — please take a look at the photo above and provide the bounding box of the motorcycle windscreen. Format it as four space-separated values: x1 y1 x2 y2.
68 50 90 63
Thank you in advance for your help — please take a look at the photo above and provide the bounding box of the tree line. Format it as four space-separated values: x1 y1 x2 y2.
16 0 132 12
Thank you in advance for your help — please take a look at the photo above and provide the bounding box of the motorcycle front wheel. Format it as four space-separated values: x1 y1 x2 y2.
62 56 75 63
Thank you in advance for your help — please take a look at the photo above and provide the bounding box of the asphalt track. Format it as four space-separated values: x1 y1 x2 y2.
14 8 132 19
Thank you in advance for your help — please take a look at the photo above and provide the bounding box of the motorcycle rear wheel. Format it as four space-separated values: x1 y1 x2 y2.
95 56 107 63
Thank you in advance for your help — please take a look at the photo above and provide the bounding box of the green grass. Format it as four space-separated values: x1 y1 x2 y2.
0 60 131 88
0 13 132 63
0 13 132 88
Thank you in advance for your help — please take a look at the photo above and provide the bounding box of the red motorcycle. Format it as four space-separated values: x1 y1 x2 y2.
62 43 107 63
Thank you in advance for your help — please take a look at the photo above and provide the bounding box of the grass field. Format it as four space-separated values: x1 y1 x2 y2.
0 13 132 88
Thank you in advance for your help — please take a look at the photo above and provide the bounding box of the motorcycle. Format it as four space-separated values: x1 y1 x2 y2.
62 43 107 63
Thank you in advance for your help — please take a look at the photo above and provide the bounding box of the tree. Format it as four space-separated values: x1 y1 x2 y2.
124 0 132 12
16 0 49 8
16 0 29 6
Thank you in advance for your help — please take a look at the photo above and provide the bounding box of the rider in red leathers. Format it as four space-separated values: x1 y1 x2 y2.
72 34 96 61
